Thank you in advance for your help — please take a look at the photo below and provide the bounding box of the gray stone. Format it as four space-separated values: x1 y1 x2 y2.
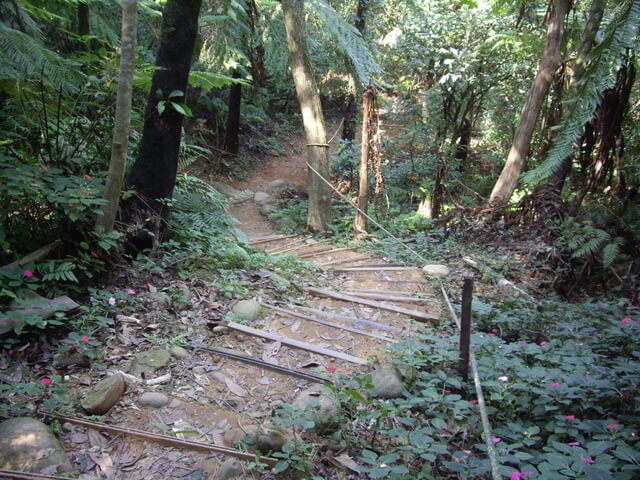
0 291 78 335
170 346 190 360
254 191 273 204
270 179 293 197
131 347 171 377
229 300 263 322
259 202 276 217
54 352 91 368
422 264 450 278
138 392 169 408
168 398 182 408
211 182 241 198
292 385 340 431
371 365 405 399
213 325 229 334
217 458 244 480
81 373 126 415
148 291 172 308
253 427 290 453
0 417 73 474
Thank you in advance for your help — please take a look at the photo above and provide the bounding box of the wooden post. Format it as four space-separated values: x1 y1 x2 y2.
354 86 375 234
459 271 474 383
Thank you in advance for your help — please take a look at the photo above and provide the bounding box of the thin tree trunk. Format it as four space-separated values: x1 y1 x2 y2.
95 0 137 233
548 0 606 193
489 0 569 206
78 2 90 36
125 0 202 225
341 0 368 141
282 0 331 232
354 86 374 233
431 155 445 218
224 70 242 156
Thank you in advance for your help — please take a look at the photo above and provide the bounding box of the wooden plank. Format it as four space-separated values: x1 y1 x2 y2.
46 414 277 467
269 238 332 255
264 235 311 253
342 292 426 303
344 289 422 296
262 303 394 342
0 469 73 480
298 246 354 259
318 255 373 267
249 233 298 245
332 265 412 272
308 287 439 324
227 322 368 365
294 305 403 334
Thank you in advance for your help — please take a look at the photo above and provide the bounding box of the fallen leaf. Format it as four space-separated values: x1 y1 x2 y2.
224 377 247 397
256 376 272 385
68 432 88 444
334 453 360 472
290 321 301 333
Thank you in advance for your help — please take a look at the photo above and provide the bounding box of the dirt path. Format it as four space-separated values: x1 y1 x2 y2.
53 127 442 480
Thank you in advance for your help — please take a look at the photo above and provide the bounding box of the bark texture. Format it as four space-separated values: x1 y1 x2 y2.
489 0 569 206
95 0 137 233
354 87 374 233
125 0 202 221
282 0 331 232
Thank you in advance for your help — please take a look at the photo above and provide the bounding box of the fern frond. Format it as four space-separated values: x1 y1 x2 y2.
0 24 83 90
306 0 381 84
602 238 623 267
522 0 640 185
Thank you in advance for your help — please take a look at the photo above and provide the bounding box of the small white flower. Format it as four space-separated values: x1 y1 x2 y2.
498 376 508 382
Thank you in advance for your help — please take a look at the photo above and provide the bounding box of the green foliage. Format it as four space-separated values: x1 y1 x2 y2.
555 218 626 267
523 0 640 185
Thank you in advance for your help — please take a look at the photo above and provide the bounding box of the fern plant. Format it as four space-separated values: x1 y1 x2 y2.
555 217 625 267
522 0 640 185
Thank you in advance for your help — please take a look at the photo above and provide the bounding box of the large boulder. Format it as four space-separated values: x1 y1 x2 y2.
131 347 171 377
292 385 340 431
81 373 126 415
422 264 450 278
371 365 406 399
0 417 73 474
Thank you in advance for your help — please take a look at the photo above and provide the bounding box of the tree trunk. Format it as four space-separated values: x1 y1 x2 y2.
354 86 374 233
341 0 368 141
548 0 606 193
77 1 90 37
282 0 331 232
489 0 569 206
95 0 137 233
125 0 202 224
224 70 242 156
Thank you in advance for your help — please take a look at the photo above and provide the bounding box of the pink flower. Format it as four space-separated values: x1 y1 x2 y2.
470 399 478 404
550 381 561 387
487 332 496 337
492 437 502 444
40 377 51 386
127 288 136 295
108 297 116 306
81 335 90 344
621 317 631 324
580 456 595 464
607 423 620 429
539 341 548 346
23 270 33 278
568 441 581 446
325 366 337 374
427 236 434 241
511 472 534 480
565 415 576 420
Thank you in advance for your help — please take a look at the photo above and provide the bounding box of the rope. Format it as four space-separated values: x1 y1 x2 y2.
305 159 503 480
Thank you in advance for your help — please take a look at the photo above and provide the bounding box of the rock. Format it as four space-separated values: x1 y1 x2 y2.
371 365 405 399
259 202 276 217
269 273 291 292
138 392 169 408
224 427 251 446
0 291 79 335
270 179 292 196
131 348 171 377
422 264 450 278
170 346 190 360
54 352 91 368
168 398 182 408
217 458 244 480
292 385 341 431
148 291 172 308
253 427 290 453
229 300 263 322
213 325 229 334
253 191 273 204
81 373 126 415
211 182 242 198
0 417 73 474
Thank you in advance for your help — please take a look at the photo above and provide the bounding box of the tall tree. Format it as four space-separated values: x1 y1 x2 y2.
224 69 242 156
96 0 137 233
282 0 331 232
125 0 202 226
342 0 368 141
489 0 570 206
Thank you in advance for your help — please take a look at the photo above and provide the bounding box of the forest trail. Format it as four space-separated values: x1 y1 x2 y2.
50 131 444 480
